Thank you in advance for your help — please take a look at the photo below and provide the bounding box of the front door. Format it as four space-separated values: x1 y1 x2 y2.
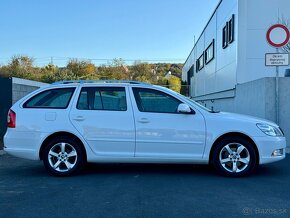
130 87 206 159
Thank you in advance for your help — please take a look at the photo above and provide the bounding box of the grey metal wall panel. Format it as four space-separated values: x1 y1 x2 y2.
0 77 12 149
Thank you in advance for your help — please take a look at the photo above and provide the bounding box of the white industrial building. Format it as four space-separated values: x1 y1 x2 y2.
182 0 290 149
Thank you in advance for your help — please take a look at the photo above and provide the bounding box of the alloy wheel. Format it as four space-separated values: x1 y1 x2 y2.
48 142 78 172
219 143 250 173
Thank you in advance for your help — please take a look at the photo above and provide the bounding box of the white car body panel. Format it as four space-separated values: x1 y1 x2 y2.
202 112 286 164
69 86 136 157
129 86 206 159
3 82 286 167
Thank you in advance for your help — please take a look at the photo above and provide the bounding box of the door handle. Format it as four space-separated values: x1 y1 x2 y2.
138 118 150 123
73 116 85 121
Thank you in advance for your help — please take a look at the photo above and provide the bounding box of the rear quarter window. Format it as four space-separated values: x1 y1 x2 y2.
23 88 75 109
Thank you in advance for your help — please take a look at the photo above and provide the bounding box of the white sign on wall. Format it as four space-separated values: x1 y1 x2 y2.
265 53 289 66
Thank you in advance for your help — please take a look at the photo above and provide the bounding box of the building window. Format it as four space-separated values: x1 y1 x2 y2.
228 14 235 44
222 14 235 49
222 23 228 49
196 52 204 71
205 39 215 64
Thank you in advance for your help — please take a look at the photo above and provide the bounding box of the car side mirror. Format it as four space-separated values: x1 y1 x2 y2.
177 103 192 114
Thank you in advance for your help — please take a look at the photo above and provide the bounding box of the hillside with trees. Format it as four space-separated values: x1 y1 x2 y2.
0 56 183 93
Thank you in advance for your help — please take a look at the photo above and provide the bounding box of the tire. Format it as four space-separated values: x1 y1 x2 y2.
212 136 257 177
42 136 85 176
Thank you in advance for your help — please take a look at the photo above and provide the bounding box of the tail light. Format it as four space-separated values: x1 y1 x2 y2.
7 109 16 128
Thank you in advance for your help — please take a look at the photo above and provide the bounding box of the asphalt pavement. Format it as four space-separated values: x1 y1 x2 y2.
0 153 289 218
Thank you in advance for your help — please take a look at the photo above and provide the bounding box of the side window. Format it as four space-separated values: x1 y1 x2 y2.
222 14 235 49
93 91 102 110
77 87 127 111
132 88 181 113
196 52 204 72
23 88 75 109
205 39 215 64
77 89 90 110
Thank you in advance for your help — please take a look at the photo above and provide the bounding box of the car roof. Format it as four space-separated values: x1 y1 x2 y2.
48 80 154 88
52 80 151 86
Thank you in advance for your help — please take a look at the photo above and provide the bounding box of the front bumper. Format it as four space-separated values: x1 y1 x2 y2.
253 136 286 164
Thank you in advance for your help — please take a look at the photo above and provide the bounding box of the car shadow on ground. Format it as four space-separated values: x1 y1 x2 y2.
79 161 286 179
83 162 215 176
1 154 288 179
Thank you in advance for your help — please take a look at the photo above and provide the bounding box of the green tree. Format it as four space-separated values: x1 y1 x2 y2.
130 63 153 83
66 59 97 79
0 55 39 80
0 55 183 88
106 58 130 80
168 76 181 93
44 64 57 73
110 58 125 67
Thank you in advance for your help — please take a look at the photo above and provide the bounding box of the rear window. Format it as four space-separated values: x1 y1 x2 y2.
23 88 75 109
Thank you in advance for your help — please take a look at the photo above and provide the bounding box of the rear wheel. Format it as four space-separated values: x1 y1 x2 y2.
212 136 257 177
43 136 85 176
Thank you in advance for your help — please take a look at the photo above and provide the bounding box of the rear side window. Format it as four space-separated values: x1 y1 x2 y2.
23 88 75 109
77 87 127 111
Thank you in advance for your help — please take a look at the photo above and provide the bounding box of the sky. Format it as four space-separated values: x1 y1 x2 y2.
0 0 220 66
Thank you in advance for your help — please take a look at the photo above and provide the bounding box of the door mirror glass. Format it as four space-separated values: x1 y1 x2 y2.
177 103 192 114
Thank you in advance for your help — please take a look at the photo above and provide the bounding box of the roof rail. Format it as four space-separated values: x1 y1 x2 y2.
52 80 151 85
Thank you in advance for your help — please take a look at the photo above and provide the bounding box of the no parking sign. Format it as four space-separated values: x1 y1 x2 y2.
266 24 290 48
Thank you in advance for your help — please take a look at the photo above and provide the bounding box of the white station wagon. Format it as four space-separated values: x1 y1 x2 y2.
4 80 286 177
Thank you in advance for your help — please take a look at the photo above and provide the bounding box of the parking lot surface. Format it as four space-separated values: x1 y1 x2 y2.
0 153 289 218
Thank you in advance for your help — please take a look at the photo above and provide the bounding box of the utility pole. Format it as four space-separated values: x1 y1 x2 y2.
275 47 279 124
276 10 280 125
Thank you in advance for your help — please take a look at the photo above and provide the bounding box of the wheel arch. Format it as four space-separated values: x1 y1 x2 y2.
39 131 87 161
209 132 259 164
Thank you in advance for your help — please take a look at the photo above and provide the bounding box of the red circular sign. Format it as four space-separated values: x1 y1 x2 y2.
266 24 290 47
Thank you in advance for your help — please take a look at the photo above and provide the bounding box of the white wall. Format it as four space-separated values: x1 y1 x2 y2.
183 0 239 97
214 0 238 94
202 14 216 96
183 0 290 97
237 0 290 84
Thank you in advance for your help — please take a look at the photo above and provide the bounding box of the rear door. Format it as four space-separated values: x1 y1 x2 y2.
70 86 135 157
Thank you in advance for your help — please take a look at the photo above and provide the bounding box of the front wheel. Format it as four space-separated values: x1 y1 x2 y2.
43 136 85 176
212 137 257 177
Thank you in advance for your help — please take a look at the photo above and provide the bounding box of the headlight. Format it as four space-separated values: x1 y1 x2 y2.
256 123 283 137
